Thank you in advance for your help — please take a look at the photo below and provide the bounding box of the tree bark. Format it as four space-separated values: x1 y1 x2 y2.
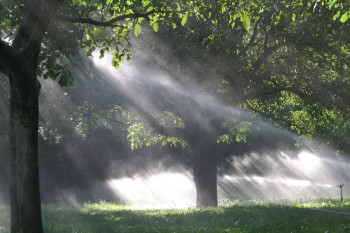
191 137 218 207
3 1 62 232
9 72 43 233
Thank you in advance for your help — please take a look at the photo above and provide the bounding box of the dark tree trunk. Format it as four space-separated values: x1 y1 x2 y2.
4 1 62 232
192 139 218 207
9 72 43 233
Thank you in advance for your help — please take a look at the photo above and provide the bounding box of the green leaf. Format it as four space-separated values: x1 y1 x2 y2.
152 21 159 32
329 0 337 9
138 17 146 23
147 6 154 12
58 74 74 88
174 2 181 12
242 14 251 30
43 72 50 79
333 10 341 20
86 47 94 56
134 23 141 37
99 49 105 59
221 3 227 14
92 27 106 38
127 52 132 60
291 1 302 7
143 0 151 7
112 57 119 68
181 11 188 26
340 12 349 23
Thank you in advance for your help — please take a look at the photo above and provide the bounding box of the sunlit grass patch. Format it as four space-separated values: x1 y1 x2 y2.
294 198 350 214
40 199 350 232
81 201 131 212
1 199 350 232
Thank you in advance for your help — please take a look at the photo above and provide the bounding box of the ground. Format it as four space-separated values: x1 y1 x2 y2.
1 198 349 232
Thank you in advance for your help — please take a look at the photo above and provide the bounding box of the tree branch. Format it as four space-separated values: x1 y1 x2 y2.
244 100 292 127
96 112 131 127
55 10 159 27
129 103 187 140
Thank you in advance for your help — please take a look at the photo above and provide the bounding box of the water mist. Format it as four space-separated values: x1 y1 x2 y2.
92 50 349 208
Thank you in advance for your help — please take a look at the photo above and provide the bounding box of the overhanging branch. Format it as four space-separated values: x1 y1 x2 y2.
244 100 292 127
128 103 187 140
96 112 131 127
55 10 159 27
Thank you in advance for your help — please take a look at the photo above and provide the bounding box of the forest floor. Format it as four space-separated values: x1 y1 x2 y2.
0 199 350 232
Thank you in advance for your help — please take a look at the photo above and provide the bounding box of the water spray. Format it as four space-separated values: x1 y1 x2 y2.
336 184 344 202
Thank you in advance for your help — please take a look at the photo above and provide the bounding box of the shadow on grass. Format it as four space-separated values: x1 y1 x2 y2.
1 201 349 232
41 201 350 233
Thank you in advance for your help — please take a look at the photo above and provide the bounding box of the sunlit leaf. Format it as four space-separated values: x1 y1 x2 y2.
134 24 141 37
143 0 151 7
291 1 302 7
174 2 181 12
242 14 251 30
340 12 349 23
329 0 337 9
138 17 146 23
181 12 188 26
221 3 227 14
333 10 341 20
147 6 154 12
152 21 159 32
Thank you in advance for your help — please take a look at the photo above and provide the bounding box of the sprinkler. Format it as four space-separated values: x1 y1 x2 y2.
336 184 344 202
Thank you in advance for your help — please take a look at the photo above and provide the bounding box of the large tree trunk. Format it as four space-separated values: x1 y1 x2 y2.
9 72 43 233
5 1 61 231
192 139 218 207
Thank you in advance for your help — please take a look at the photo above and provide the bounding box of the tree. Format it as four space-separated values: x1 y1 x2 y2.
119 24 256 207
236 1 350 152
123 0 350 207
0 0 184 231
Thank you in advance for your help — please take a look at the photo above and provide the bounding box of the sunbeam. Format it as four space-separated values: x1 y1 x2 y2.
88 48 350 208
219 150 350 202
107 172 195 209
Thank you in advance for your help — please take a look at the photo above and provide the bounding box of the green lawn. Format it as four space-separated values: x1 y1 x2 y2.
0 199 350 232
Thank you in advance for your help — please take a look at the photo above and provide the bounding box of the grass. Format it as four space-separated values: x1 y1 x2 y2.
0 199 350 232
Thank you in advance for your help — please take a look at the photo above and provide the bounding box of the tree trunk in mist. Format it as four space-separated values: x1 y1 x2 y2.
2 1 62 232
9 72 43 233
192 140 218 207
